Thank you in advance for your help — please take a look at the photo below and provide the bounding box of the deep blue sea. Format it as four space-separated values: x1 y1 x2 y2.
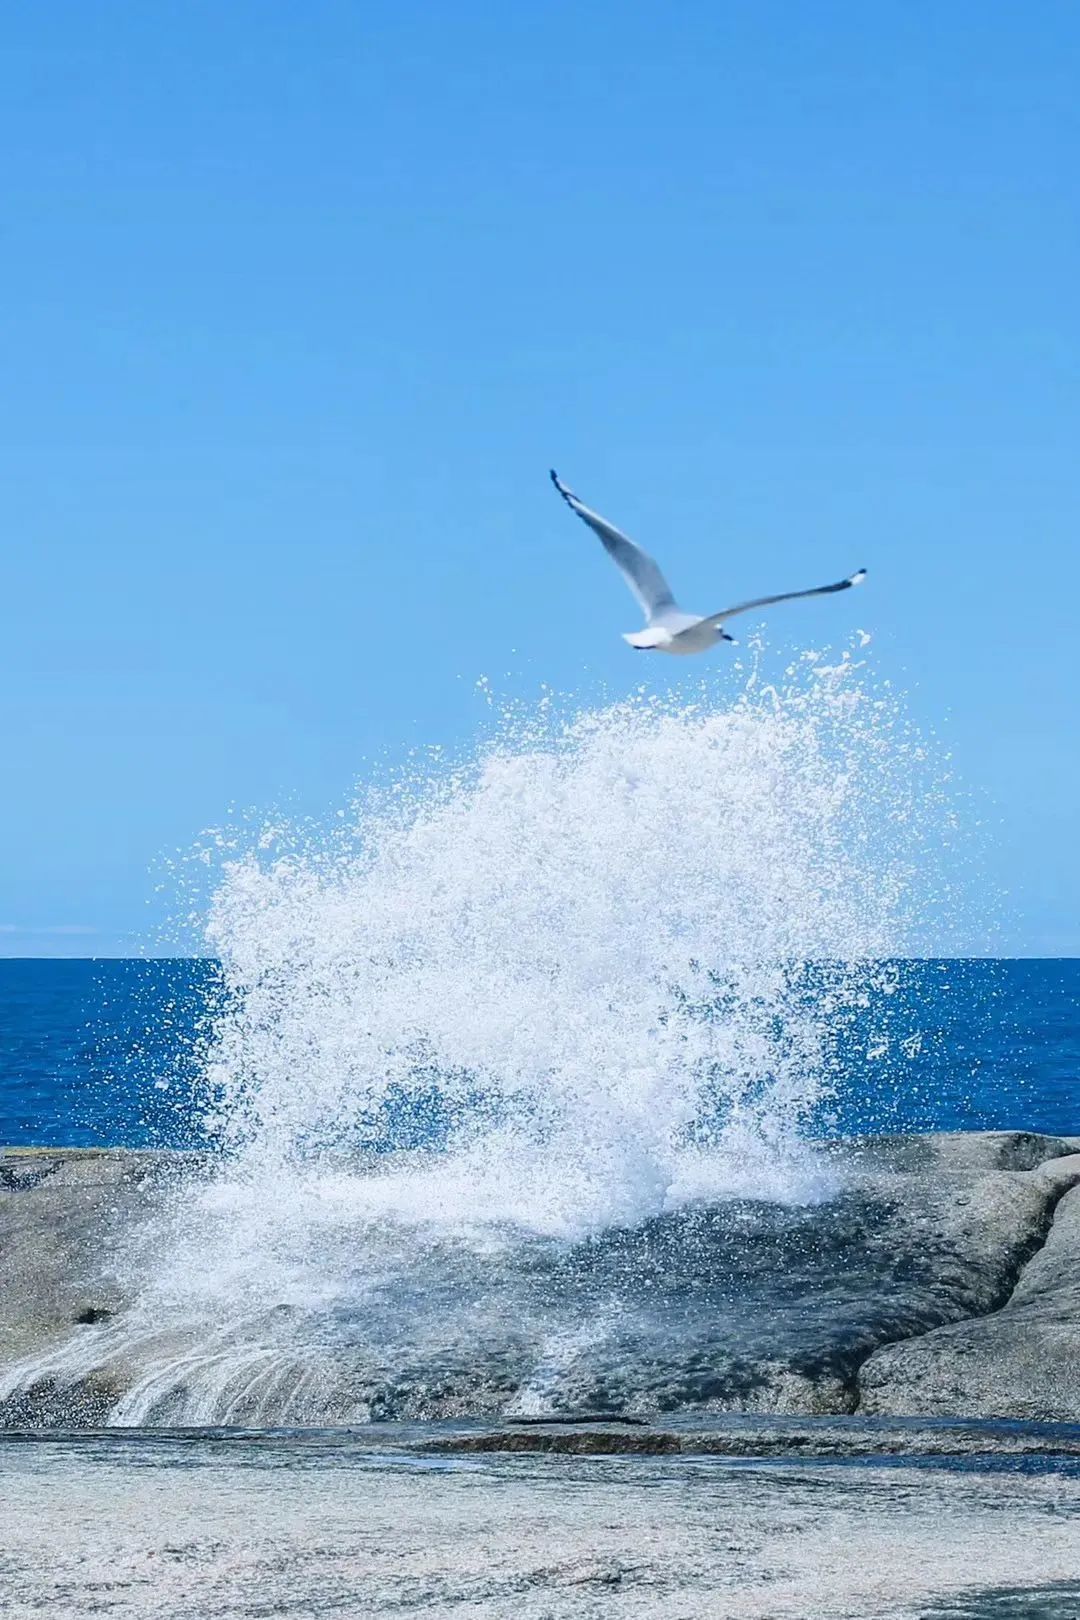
0 958 1076 1149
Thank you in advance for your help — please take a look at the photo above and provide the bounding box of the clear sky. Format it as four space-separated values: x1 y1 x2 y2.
2 2 1077 956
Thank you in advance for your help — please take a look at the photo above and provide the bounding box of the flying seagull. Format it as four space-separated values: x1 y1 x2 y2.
550 470 866 655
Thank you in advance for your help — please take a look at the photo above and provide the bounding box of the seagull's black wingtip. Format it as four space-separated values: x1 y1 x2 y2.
549 468 561 488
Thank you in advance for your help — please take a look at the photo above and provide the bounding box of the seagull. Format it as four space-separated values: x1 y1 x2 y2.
550 470 866 655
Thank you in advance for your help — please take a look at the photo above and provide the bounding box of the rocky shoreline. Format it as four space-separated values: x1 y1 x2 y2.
2 1130 1079 1429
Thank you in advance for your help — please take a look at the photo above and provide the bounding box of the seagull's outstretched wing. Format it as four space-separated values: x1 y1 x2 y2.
703 569 867 626
550 470 677 623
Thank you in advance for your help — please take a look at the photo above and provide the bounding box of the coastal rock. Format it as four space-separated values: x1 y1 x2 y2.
427 1412 1080 1459
2 1132 1079 1427
526 1132 1080 1418
0 1149 204 1423
860 1157 1080 1421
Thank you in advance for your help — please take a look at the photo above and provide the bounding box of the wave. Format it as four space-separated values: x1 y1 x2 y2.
2 649 962 1425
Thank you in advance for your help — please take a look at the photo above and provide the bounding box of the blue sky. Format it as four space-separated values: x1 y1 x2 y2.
2 1 1077 955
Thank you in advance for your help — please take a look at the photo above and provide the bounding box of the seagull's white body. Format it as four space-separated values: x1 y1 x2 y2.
550 470 866 656
623 617 724 655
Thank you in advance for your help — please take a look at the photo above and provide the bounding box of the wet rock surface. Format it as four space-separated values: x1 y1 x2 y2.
860 1168 1080 1421
424 1412 1080 1458
1 1131 1079 1427
0 1150 207 1424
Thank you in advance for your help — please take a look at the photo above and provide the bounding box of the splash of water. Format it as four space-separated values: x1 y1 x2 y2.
195 652 939 1230
2 651 960 1424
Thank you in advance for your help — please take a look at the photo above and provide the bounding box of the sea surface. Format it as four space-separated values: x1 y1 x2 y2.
0 957 1076 1150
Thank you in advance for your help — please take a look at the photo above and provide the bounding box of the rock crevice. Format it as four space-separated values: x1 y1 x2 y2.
858 1142 1080 1420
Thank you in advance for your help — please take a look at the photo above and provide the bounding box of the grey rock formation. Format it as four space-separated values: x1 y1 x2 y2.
860 1162 1080 1421
426 1412 1080 1458
1 1132 1079 1427
534 1130 1080 1419
0 1149 205 1423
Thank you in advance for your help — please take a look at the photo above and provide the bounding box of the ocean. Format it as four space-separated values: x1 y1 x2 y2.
0 957 1076 1150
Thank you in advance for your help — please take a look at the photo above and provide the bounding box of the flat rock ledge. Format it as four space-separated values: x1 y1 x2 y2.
2 1130 1080 1427
421 1412 1080 1459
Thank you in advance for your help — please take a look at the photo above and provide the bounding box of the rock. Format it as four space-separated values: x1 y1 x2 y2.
427 1412 1080 1459
835 1129 1080 1176
0 1149 207 1423
531 1131 1080 1417
860 1155 1080 1421
2 1133 1079 1427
